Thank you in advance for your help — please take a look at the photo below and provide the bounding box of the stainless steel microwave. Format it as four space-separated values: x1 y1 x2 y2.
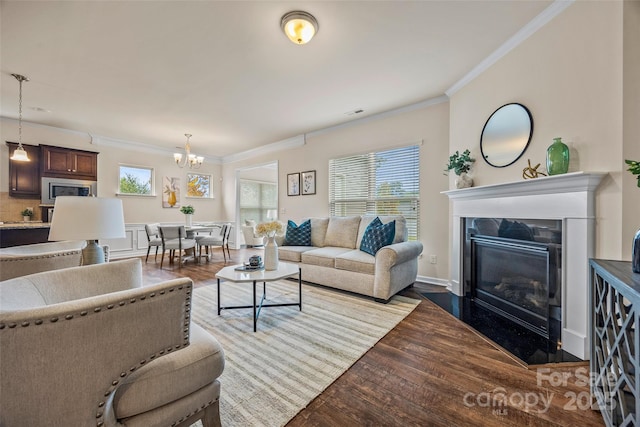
41 177 97 205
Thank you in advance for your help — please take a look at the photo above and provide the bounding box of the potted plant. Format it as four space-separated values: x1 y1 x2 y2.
445 149 475 188
626 159 640 188
180 205 195 227
21 208 33 222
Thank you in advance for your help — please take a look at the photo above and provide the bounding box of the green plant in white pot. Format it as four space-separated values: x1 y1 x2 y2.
180 205 195 227
445 149 475 188
21 208 33 222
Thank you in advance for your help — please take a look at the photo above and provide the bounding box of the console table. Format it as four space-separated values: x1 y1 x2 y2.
590 259 640 426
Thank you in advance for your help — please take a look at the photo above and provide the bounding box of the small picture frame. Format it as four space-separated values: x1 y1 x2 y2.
287 173 300 196
301 170 316 195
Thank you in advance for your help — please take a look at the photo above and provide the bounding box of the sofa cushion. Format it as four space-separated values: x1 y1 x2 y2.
335 250 375 275
301 247 352 268
323 216 361 249
278 246 315 263
360 220 396 256
308 217 330 247
113 322 225 419
283 219 312 246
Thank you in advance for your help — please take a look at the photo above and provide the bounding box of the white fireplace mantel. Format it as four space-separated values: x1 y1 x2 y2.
443 171 607 360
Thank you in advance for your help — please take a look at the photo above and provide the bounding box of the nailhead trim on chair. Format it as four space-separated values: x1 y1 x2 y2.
0 284 192 427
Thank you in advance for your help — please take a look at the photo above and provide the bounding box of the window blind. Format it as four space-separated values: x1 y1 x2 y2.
329 144 420 240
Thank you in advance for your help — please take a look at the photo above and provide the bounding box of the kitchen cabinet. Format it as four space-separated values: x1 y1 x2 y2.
6 142 40 197
40 145 98 180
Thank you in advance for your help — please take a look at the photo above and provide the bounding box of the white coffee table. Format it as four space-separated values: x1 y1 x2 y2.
215 262 301 332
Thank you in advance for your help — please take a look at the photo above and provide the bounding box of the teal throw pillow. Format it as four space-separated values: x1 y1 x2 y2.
284 219 312 246
360 218 396 256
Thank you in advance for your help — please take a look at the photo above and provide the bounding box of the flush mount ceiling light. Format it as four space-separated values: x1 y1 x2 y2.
10 73 30 162
174 133 204 169
281 11 318 45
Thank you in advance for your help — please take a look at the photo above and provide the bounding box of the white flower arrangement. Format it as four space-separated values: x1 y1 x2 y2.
255 220 284 237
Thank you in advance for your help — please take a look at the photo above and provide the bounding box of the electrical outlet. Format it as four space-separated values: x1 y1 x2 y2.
429 255 437 264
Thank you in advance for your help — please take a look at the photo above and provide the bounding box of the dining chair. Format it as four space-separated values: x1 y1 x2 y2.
144 223 163 262
158 225 197 268
198 224 231 263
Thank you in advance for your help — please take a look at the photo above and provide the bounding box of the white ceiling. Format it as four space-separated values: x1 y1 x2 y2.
0 0 555 160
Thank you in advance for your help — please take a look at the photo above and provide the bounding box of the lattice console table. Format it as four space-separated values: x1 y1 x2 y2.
590 259 640 426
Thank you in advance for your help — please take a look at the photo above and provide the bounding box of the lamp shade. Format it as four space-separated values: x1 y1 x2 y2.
49 197 126 241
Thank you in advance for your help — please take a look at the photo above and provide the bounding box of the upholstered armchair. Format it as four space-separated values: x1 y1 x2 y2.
0 259 225 427
241 220 265 247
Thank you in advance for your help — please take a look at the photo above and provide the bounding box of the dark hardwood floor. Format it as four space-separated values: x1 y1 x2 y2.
137 247 605 427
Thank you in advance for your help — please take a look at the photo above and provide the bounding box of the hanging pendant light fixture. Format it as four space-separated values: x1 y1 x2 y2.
10 74 30 162
174 133 204 169
281 11 318 45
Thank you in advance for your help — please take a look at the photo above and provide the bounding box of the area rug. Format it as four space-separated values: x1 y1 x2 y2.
191 280 420 427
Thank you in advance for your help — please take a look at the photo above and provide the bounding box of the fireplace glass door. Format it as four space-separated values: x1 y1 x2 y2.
471 236 555 337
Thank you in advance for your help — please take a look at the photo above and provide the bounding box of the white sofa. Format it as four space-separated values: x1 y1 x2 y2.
277 215 423 302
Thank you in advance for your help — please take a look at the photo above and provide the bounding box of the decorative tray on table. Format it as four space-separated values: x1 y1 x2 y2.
234 264 265 272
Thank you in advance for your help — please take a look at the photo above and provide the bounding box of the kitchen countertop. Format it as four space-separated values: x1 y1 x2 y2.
0 222 51 229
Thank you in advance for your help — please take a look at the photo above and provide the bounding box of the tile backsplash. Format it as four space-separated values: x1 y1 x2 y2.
0 192 42 222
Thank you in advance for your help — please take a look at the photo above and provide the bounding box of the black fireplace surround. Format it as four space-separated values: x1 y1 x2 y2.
425 217 579 364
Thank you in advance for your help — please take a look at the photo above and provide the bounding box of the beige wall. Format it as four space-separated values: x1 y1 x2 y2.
0 118 225 224
623 0 640 253
223 100 451 281
449 1 636 260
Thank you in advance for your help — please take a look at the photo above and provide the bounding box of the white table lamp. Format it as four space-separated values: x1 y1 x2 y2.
48 197 126 265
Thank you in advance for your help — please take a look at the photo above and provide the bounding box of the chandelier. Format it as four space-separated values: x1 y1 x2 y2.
174 133 204 169
10 74 30 162
281 11 318 45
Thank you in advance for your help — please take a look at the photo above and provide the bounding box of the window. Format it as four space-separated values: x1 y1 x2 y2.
187 173 212 198
329 144 420 240
239 179 277 225
118 165 154 196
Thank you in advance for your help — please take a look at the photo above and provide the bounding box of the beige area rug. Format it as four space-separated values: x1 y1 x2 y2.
191 280 420 427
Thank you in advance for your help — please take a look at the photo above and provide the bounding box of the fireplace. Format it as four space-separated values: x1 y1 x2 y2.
465 217 562 337
443 172 606 361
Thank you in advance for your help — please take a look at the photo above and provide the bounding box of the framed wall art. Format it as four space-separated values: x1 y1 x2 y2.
187 173 212 198
301 170 316 195
163 176 180 208
287 173 300 196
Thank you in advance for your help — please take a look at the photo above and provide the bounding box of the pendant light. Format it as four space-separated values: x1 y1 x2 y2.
174 133 204 169
10 74 30 162
281 11 318 45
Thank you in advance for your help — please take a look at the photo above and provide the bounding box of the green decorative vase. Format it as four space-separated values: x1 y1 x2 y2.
546 137 569 175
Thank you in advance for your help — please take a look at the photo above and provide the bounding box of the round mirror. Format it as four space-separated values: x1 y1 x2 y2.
480 103 533 168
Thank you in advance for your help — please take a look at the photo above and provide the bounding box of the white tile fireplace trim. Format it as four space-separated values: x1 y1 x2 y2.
443 172 607 360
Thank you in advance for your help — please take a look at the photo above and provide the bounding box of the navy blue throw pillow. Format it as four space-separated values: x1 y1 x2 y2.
284 219 312 246
360 219 396 256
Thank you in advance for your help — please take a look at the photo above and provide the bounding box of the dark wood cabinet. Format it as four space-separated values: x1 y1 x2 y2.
40 145 98 180
6 142 41 197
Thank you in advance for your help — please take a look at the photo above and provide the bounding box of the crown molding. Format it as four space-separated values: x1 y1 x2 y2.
445 0 575 97
0 116 223 163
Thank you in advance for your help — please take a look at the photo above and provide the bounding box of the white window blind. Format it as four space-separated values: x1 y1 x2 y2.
329 144 420 240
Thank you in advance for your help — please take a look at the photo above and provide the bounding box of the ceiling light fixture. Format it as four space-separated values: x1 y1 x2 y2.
174 133 204 169
10 73 30 162
281 11 318 45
